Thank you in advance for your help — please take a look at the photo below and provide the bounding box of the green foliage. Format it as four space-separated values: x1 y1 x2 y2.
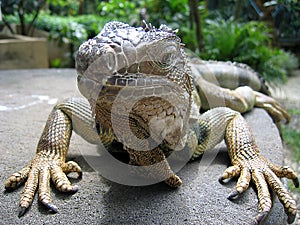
207 0 256 21
200 18 299 82
31 13 107 64
143 0 190 27
207 0 300 39
200 19 270 60
29 13 98 65
48 0 80 16
32 13 88 49
282 109 300 161
97 0 141 25
50 58 62 68
282 107 300 192
272 0 300 39
32 13 107 47
72 15 107 38
97 0 191 28
1 0 45 15
1 0 46 35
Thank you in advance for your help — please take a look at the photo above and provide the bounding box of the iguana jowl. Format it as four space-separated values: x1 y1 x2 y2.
5 21 299 224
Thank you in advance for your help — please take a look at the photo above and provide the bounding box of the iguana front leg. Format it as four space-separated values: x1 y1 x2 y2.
222 113 298 223
190 107 298 224
4 98 97 217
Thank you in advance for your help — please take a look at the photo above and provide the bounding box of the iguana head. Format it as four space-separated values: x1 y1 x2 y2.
76 21 193 100
76 21 193 151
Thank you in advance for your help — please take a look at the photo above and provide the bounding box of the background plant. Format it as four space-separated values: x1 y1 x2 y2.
97 0 141 25
31 13 107 66
48 0 80 16
273 0 300 39
200 18 298 82
1 0 46 35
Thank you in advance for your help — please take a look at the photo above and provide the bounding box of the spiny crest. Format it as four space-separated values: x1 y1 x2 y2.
101 21 130 33
142 20 178 34
140 20 181 44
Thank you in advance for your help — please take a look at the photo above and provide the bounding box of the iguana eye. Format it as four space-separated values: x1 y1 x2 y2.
161 53 173 65
158 50 177 70
103 52 116 72
151 44 177 70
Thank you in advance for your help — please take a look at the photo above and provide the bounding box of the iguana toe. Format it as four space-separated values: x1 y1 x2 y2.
251 160 297 224
165 174 182 188
51 164 80 192
219 165 241 183
19 167 39 212
5 165 31 190
266 161 299 187
62 161 83 178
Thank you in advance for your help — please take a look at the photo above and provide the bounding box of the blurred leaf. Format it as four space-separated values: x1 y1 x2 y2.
200 18 298 83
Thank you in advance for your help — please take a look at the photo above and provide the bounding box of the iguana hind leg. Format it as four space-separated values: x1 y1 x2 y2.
190 107 298 224
189 59 267 93
193 76 290 123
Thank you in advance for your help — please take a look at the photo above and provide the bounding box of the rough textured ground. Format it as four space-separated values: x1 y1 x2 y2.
0 69 293 225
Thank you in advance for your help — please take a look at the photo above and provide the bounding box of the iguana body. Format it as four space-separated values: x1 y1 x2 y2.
5 21 298 224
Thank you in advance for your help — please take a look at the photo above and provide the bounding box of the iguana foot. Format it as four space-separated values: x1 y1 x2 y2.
254 91 291 124
5 152 82 217
219 155 298 224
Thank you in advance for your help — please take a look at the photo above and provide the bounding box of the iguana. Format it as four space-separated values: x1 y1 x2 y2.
5 21 299 224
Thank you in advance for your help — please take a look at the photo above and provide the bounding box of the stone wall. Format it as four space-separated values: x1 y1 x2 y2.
0 34 49 69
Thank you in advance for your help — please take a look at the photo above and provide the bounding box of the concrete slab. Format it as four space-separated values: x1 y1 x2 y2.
0 35 49 69
0 69 288 224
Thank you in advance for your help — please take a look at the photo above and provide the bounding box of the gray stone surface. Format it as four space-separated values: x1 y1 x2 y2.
0 69 288 224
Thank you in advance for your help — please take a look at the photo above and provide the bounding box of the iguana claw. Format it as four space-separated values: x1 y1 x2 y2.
255 211 268 224
18 207 27 218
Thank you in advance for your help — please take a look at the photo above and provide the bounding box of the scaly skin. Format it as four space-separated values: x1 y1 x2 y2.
5 21 298 223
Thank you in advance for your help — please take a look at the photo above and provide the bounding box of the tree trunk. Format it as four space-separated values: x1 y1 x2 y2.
189 0 203 51
78 0 85 15
253 0 278 45
234 0 243 20
18 0 26 35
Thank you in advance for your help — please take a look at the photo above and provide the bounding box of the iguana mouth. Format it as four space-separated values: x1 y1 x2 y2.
77 72 181 104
